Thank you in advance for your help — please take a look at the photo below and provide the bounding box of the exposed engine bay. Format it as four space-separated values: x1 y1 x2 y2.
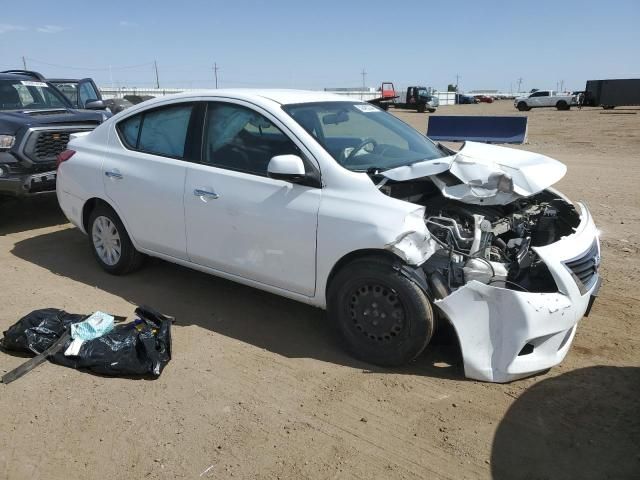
379 177 581 296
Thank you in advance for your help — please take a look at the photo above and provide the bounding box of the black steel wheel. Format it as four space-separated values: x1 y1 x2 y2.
327 256 434 366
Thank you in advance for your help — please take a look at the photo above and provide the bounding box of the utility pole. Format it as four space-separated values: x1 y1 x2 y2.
153 60 160 89
455 73 460 92
560 79 564 92
213 63 219 89
22 56 27 69
516 77 523 94
360 68 367 100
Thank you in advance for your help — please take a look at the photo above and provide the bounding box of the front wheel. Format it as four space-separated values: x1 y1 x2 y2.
88 204 144 275
327 257 434 367
517 102 530 111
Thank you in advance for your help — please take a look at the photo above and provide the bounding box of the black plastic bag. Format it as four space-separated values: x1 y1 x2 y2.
1 306 172 378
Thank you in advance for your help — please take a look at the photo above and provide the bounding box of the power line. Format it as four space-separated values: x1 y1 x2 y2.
24 57 154 71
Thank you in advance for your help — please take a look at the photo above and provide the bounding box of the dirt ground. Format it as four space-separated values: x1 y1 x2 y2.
1 101 638 480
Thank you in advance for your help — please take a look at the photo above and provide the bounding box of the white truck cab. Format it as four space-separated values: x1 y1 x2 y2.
515 90 576 111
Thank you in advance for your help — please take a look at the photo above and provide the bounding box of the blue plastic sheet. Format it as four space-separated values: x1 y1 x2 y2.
427 116 528 144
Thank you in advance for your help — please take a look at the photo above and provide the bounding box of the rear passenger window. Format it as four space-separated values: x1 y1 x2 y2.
139 105 193 158
116 104 193 159
118 115 141 148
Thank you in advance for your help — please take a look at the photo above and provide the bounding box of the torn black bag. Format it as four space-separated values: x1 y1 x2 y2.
1 306 172 378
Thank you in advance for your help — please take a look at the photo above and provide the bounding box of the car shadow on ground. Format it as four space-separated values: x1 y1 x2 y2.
491 366 640 480
0 195 67 236
11 226 464 380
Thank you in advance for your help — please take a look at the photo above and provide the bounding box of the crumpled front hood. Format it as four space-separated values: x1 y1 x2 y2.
382 141 567 205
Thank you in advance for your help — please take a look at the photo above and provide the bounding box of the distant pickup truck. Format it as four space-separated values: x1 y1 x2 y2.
514 90 576 111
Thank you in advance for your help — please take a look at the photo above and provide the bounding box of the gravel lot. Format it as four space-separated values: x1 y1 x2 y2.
1 101 638 479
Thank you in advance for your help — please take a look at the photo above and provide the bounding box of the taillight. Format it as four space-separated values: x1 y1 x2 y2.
56 149 75 169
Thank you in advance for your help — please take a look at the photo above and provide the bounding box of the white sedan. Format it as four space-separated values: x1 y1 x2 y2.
56 90 601 382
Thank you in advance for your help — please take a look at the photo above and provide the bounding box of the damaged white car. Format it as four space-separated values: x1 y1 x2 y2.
56 90 601 383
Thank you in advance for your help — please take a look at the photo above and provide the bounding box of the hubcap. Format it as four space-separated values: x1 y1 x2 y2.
348 283 406 343
92 216 122 266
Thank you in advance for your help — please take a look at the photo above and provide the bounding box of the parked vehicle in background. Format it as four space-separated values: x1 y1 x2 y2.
57 89 600 383
514 90 576 111
123 94 155 105
474 95 494 103
583 79 640 109
48 77 108 111
103 98 134 114
368 83 438 112
455 94 478 104
0 70 106 197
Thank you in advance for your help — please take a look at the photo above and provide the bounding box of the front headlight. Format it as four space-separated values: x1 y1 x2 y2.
0 135 15 150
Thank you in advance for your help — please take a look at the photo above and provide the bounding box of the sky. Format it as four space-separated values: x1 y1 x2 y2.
1 0 638 93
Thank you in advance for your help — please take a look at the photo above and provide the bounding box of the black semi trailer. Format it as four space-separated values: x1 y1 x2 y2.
584 79 640 109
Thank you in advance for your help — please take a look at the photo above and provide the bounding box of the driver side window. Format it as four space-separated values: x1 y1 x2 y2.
79 82 98 107
203 102 299 176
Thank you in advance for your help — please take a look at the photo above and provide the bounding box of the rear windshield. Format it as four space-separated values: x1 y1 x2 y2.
0 79 70 110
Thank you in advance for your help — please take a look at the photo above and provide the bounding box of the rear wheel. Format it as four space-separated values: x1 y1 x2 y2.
556 100 570 110
417 104 426 113
88 204 143 275
327 257 434 367
517 102 530 111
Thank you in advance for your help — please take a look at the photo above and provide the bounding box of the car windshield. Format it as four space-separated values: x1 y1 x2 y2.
0 79 70 110
50 81 78 104
282 101 445 171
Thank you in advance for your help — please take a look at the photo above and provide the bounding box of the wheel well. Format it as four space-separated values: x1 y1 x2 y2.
325 249 400 298
82 197 112 232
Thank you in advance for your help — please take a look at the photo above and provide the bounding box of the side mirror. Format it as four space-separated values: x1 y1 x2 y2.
267 155 306 182
84 99 106 110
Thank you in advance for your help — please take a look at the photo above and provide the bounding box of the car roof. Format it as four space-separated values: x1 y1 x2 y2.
0 72 38 81
135 89 359 107
49 78 82 83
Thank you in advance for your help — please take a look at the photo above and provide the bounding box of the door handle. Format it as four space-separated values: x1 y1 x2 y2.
105 169 123 180
193 188 219 199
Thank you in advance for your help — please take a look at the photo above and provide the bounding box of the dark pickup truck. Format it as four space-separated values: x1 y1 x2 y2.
0 70 107 197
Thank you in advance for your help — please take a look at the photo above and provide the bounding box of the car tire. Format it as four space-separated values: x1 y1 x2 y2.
517 102 530 111
88 204 144 275
417 104 426 113
556 100 569 110
327 256 434 367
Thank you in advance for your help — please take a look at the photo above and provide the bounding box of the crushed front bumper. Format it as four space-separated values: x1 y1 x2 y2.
435 202 600 383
